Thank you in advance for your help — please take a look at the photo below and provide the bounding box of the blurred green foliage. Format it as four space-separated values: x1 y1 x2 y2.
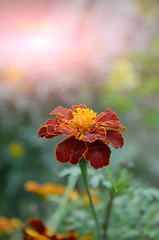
30 163 159 240
1 48 159 239
0 0 159 239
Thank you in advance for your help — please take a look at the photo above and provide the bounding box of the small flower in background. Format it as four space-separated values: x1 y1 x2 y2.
0 216 23 235
23 218 93 240
24 181 66 197
38 104 127 169
69 187 100 205
83 188 100 205
24 181 100 205
8 141 25 158
24 181 79 201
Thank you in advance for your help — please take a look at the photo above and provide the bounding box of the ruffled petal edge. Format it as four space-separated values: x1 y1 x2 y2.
103 130 124 149
84 140 111 169
55 136 87 165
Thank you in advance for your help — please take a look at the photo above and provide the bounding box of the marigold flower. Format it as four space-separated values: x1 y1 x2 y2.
24 181 66 197
24 181 79 201
0 216 23 235
38 105 127 169
23 218 93 240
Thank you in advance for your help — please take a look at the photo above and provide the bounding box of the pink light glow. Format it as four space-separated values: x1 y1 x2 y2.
0 0 154 82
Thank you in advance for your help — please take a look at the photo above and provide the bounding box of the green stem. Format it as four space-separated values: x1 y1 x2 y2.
102 190 114 240
47 175 79 233
79 158 103 240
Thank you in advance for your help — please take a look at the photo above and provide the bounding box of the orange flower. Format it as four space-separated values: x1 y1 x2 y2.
24 181 66 197
38 105 127 169
23 218 93 240
0 216 22 235
24 181 80 202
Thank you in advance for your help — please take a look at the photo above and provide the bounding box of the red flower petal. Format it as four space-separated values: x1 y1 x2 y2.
45 118 56 125
103 130 124 149
47 125 59 135
95 109 120 124
46 118 68 136
38 126 47 138
24 219 59 240
55 136 86 165
50 106 73 120
81 127 106 143
54 125 75 135
84 140 111 169
105 122 127 131
72 104 87 112
38 126 55 139
28 219 47 235
89 123 99 132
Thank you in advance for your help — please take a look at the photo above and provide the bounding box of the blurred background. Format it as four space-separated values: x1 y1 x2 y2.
0 0 159 237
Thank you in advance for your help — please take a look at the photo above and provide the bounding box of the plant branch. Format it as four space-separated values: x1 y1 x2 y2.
47 175 79 233
79 158 103 240
102 189 114 240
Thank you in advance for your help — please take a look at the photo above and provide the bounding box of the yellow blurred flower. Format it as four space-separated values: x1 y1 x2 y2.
0 216 23 235
83 188 100 205
107 58 139 91
68 190 80 201
24 181 100 206
24 181 66 197
8 142 25 158
23 218 93 240
69 187 100 205
24 181 81 202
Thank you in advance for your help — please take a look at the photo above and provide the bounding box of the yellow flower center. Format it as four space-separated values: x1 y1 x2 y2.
71 108 97 137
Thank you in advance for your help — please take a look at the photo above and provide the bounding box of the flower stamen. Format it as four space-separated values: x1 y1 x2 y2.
70 108 97 138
